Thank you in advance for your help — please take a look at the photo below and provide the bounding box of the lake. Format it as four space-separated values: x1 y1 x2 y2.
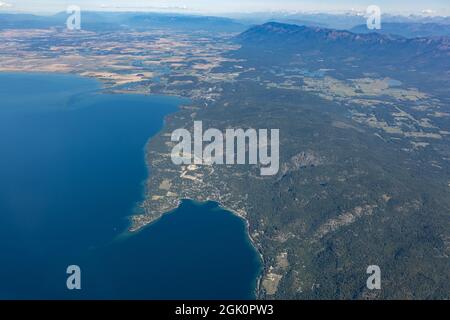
0 72 261 299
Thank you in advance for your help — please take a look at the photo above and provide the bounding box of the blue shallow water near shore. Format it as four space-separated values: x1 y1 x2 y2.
0 73 261 299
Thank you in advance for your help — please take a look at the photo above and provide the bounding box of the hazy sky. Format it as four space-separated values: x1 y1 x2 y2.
1 0 449 15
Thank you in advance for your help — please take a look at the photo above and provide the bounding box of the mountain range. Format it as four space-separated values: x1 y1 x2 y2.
235 22 450 94
0 12 247 32
351 22 450 38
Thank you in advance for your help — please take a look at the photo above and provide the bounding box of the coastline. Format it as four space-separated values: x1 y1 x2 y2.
219 204 264 299
127 89 266 298
128 93 265 295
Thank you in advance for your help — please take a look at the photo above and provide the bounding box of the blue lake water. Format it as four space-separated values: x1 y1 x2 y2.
0 73 261 299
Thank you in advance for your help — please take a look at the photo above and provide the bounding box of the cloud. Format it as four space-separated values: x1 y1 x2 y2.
0 1 12 8
99 3 189 11
421 9 436 15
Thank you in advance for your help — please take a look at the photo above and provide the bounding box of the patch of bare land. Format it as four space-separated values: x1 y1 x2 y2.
0 28 241 97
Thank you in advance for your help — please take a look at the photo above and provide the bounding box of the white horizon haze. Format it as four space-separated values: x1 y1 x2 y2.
0 0 449 17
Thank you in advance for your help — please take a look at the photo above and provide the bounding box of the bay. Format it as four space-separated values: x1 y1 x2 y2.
0 72 261 299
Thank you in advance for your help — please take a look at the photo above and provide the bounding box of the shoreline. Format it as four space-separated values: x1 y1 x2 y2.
121 74 266 298
127 87 265 291
219 204 265 299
